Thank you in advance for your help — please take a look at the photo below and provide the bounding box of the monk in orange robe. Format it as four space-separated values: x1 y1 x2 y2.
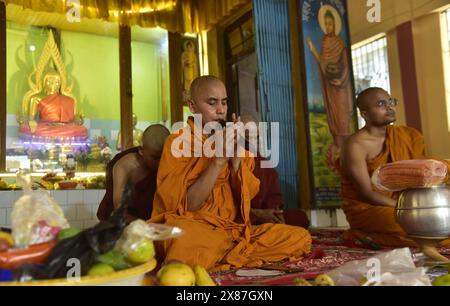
340 87 450 260
150 76 311 271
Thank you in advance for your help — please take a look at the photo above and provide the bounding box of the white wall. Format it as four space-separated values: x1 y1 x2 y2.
0 190 103 230
348 0 450 44
349 0 450 159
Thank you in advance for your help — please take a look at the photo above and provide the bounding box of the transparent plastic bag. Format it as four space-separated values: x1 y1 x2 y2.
372 159 448 192
114 220 184 262
327 248 431 286
11 170 69 247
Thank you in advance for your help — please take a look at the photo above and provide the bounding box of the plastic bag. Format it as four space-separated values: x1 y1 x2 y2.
118 220 183 242
114 220 184 258
10 183 133 281
11 170 69 247
327 248 432 286
372 159 448 192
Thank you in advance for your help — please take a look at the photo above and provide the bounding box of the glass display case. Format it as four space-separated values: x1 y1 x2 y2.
4 3 169 174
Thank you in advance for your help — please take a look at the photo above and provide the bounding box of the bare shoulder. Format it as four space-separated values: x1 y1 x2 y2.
342 131 368 155
113 152 140 172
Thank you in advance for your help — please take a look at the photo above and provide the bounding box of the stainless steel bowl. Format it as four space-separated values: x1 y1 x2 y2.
396 185 450 239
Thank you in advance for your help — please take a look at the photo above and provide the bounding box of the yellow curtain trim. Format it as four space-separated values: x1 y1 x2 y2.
0 0 250 33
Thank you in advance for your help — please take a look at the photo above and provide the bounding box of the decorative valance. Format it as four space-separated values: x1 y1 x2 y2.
0 0 250 33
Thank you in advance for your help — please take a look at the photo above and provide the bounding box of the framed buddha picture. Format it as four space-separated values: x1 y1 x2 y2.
299 0 357 207
180 36 200 101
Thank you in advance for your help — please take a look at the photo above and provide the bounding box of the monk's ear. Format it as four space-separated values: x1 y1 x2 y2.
360 110 368 121
187 98 196 114
138 146 144 157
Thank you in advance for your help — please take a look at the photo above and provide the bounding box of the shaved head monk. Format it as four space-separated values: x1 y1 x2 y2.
151 76 311 271
340 87 450 260
97 124 170 222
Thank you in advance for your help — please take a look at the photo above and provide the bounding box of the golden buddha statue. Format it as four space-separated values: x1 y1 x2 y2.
117 113 144 150
18 31 87 143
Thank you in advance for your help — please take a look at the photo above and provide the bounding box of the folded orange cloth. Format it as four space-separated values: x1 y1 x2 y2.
373 159 448 191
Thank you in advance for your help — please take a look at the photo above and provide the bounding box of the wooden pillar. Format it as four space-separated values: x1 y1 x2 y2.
119 24 133 150
168 32 184 124
0 1 6 171
288 0 312 209
396 21 422 132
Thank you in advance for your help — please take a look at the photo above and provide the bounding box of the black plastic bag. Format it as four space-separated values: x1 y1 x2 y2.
13 182 134 281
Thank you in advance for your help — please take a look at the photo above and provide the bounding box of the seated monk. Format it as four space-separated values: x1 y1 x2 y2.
97 124 170 222
240 114 310 228
340 87 450 260
150 76 311 272
19 71 87 141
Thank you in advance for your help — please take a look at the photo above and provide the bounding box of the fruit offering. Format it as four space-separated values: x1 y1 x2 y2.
157 263 196 286
293 274 335 286
194 265 216 286
96 250 130 270
432 274 450 286
0 232 14 252
87 263 115 277
57 228 81 241
126 239 155 265
155 263 216 286
0 180 9 190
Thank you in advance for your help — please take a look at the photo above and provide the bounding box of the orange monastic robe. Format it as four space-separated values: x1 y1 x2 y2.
341 126 428 247
150 118 311 271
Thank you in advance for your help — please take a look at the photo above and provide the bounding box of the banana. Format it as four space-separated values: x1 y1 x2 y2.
194 265 216 286
0 231 14 247
293 278 312 286
314 274 335 286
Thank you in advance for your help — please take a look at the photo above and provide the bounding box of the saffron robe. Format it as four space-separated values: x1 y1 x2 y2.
150 118 311 271
341 125 450 247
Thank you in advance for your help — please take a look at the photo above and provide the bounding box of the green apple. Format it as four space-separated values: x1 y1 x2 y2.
432 274 450 286
96 250 130 270
87 263 115 277
127 239 155 265
57 227 81 241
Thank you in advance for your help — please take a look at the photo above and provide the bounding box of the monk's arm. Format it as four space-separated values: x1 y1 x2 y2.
186 158 227 212
229 160 243 204
342 141 397 208
112 163 129 210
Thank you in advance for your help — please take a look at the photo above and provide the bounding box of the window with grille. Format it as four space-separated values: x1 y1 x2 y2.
444 8 450 132
352 36 390 127
446 9 450 48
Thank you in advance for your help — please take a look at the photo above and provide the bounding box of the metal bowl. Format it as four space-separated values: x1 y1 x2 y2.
396 185 450 239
